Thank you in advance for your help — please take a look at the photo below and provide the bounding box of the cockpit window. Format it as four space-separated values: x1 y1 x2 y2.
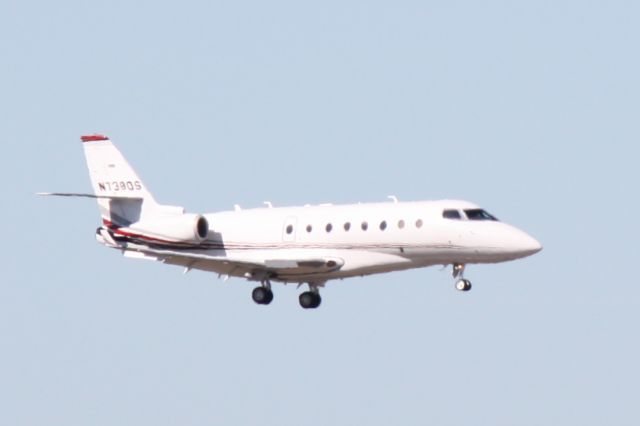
464 209 498 221
443 209 462 219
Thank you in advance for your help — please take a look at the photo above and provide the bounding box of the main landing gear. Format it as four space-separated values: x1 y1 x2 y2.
251 280 273 305
299 291 321 309
298 283 322 309
251 280 323 309
453 263 472 292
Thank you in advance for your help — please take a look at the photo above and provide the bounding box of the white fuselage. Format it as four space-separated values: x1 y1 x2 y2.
46 135 543 308
140 199 541 283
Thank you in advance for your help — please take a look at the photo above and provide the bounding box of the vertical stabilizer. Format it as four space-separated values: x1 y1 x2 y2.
81 134 160 225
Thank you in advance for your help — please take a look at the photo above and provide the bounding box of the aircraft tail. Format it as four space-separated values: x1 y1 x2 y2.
38 135 203 247
38 135 186 227
80 134 166 225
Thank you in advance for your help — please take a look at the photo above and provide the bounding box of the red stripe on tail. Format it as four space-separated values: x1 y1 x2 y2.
81 134 109 142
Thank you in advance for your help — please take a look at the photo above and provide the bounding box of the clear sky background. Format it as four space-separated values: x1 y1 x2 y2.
2 0 639 425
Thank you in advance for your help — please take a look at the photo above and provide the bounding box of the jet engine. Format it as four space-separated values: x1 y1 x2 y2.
128 214 209 243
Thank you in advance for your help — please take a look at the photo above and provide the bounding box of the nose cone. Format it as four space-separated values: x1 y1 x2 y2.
470 223 542 262
518 233 543 256
508 228 542 258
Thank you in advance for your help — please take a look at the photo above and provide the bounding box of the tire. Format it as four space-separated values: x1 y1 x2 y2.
299 292 315 309
311 293 322 308
252 287 271 304
263 289 274 304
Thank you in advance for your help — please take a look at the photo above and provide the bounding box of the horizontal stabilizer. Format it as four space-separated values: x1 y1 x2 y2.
37 192 142 200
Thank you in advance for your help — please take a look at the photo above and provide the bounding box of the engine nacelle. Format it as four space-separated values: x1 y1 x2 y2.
129 214 209 244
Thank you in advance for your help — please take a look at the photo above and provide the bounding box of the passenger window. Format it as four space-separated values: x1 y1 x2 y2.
398 220 405 229
361 221 368 231
326 223 333 232
380 220 387 231
286 225 293 234
306 224 312 233
344 222 351 231
443 209 461 219
415 219 423 228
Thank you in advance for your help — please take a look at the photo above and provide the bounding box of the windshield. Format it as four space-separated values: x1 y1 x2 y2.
464 209 498 221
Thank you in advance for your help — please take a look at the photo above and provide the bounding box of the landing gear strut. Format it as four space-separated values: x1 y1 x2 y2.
299 283 322 309
252 280 274 305
453 263 472 292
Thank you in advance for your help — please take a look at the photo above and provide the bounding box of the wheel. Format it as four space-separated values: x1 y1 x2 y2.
455 279 472 292
299 292 314 308
252 287 273 305
299 291 321 309
311 292 322 308
264 289 274 304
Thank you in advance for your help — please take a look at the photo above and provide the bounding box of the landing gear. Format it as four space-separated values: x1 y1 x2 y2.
452 263 472 292
250 279 324 308
252 280 273 305
252 286 273 304
455 279 472 292
298 283 322 309
299 291 321 309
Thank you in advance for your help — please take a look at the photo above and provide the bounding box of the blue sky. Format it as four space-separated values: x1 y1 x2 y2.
2 1 639 425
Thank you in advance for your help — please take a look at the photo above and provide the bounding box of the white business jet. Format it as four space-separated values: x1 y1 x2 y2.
41 135 542 309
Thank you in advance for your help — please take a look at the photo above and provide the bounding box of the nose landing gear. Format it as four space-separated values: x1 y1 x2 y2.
453 263 472 292
455 279 472 292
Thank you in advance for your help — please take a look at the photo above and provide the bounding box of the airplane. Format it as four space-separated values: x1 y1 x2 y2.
40 134 542 309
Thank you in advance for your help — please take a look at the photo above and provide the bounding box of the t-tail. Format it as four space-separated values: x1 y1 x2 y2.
39 135 209 248
82 134 161 225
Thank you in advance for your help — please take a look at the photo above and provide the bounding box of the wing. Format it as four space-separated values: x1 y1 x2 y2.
122 246 344 281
